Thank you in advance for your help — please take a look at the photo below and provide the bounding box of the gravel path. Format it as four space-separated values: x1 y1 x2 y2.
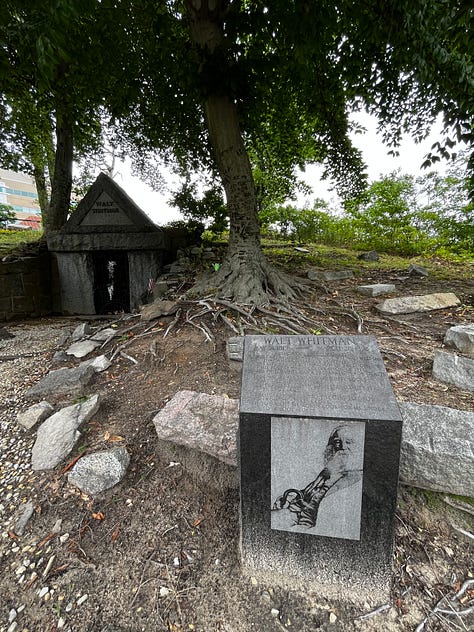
0 321 76 628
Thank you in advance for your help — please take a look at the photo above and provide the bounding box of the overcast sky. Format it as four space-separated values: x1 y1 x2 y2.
116 111 447 225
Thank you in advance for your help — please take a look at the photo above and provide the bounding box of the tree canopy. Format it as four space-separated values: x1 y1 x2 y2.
1 0 473 302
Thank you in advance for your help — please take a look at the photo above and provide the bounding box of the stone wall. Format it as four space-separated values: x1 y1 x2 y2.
0 253 52 320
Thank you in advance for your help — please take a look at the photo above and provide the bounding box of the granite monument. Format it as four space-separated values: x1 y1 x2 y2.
239 334 402 603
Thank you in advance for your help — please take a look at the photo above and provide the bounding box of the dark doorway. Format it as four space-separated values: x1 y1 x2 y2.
92 251 130 313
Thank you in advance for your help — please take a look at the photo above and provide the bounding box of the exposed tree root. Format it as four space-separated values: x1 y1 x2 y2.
189 248 316 306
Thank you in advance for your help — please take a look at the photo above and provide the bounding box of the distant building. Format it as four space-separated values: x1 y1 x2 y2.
0 168 42 229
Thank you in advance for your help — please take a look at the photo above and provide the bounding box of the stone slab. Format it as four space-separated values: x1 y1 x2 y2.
17 401 54 430
432 350 474 394
240 335 401 421
31 395 100 470
68 447 130 496
153 391 239 490
226 336 244 361
399 402 474 497
90 327 117 342
66 340 101 358
357 284 395 297
307 269 354 281
25 364 96 400
376 292 460 315
239 335 402 604
444 324 474 357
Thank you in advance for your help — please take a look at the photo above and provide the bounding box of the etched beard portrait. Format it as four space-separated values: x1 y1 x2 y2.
271 419 365 540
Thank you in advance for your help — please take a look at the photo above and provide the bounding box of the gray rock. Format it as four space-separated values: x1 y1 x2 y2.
153 390 239 490
432 350 474 394
25 364 96 400
357 251 379 262
399 402 474 497
68 447 130 496
65 340 101 358
307 269 354 281
444 324 474 357
227 336 244 361
376 292 461 315
141 300 179 321
357 284 395 297
51 350 69 364
84 355 112 372
408 263 429 276
90 328 117 342
31 395 101 470
13 500 35 536
71 323 92 342
17 401 54 430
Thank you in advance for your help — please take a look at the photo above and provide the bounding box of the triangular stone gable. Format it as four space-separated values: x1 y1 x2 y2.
63 173 160 233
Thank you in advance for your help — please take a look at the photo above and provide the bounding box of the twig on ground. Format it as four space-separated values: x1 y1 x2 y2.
414 578 474 631
355 603 391 621
443 497 474 517
120 351 138 364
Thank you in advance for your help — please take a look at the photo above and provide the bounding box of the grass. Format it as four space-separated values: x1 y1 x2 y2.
0 229 43 256
261 238 474 282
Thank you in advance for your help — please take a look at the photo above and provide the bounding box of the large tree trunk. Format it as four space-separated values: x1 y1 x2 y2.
186 0 300 303
44 111 73 234
33 164 49 217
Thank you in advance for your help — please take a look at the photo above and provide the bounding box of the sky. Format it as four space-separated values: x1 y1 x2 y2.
115 111 447 226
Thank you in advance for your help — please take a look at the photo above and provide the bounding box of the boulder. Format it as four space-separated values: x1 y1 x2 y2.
25 364 96 400
357 251 379 262
68 447 130 496
307 269 354 281
376 292 461 315
17 401 54 430
408 263 429 276
399 402 474 497
444 324 474 357
31 395 101 470
432 350 474 394
357 284 395 297
141 300 179 321
153 390 239 490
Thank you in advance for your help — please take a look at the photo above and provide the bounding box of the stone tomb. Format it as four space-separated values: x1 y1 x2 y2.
239 335 402 603
47 173 169 314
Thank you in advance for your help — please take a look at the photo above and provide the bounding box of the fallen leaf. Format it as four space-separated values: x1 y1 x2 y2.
104 431 111 441
108 435 124 442
192 518 203 527
111 528 120 542
92 512 105 521
8 531 19 540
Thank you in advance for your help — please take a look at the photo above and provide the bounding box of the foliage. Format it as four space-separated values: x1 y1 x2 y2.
0 204 16 228
170 177 228 233
264 169 473 258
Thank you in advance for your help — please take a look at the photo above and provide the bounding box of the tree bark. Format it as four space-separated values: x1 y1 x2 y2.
33 164 49 217
185 0 299 303
44 111 73 234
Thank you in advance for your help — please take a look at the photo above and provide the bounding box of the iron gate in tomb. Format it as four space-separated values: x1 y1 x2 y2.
47 173 170 315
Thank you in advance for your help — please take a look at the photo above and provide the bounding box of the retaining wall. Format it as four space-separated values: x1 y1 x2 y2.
0 253 52 320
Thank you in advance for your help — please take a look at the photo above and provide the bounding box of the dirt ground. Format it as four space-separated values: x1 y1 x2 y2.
1 259 474 632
